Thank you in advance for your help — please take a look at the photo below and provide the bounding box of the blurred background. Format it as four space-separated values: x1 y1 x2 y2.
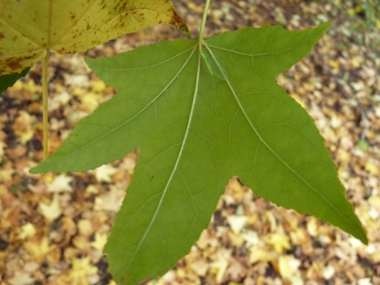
0 0 379 284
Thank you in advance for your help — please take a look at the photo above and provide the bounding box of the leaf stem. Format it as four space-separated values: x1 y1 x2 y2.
42 51 49 159
199 0 211 44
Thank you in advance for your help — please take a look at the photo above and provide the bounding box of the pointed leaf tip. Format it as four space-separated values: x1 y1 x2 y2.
168 6 191 37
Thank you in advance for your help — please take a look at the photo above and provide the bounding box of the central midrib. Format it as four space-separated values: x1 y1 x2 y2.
123 47 201 273
203 42 358 235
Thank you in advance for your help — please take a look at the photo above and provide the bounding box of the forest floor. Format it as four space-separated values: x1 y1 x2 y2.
0 0 380 284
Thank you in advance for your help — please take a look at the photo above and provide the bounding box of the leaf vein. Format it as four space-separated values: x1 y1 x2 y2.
50 0 97 47
205 43 354 229
88 45 195 71
59 46 197 163
206 34 318 58
123 45 199 271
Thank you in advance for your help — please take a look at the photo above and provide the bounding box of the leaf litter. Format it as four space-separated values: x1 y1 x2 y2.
0 0 380 284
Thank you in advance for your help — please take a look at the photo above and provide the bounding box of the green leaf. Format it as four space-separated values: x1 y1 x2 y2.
31 22 367 284
0 0 189 75
0 67 30 95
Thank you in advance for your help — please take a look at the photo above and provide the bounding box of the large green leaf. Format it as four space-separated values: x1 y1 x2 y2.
31 22 367 284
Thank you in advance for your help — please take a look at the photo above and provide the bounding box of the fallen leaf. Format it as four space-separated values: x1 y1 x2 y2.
47 174 73 193
8 271 35 285
24 236 51 263
227 215 247 233
50 91 71 111
241 230 259 247
72 235 90 251
249 246 276 264
69 257 98 285
226 258 247 282
92 164 117 183
190 260 209 277
95 186 125 212
77 219 94 237
17 223 36 240
210 250 230 283
13 111 34 143
39 193 62 221
265 232 291 254
161 270 176 283
47 247 62 266
90 233 108 251
322 264 335 280
278 255 302 282
365 162 379 175
0 162 14 182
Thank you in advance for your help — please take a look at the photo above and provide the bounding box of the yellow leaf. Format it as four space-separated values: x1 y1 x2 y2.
39 193 62 221
17 222 36 240
47 174 73 193
90 232 108 250
95 186 125 212
190 260 210 277
0 163 14 182
328 59 340 70
85 185 99 194
72 235 90 250
78 219 94 236
92 164 117 183
91 80 106 93
24 236 51 263
240 230 259 247
249 246 275 264
278 255 302 282
365 162 379 175
226 215 247 232
80 92 102 112
228 231 245 247
0 0 190 75
13 111 34 143
8 272 35 285
348 8 355 15
69 257 98 285
265 232 291 254
210 253 229 283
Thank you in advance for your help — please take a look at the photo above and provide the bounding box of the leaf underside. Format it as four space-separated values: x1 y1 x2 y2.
0 0 189 76
32 22 367 285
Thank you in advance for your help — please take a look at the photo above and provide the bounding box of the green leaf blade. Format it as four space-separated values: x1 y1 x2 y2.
31 40 198 173
32 39 226 284
33 23 367 285
220 81 367 243
200 22 366 244
108 133 223 284
0 67 30 95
